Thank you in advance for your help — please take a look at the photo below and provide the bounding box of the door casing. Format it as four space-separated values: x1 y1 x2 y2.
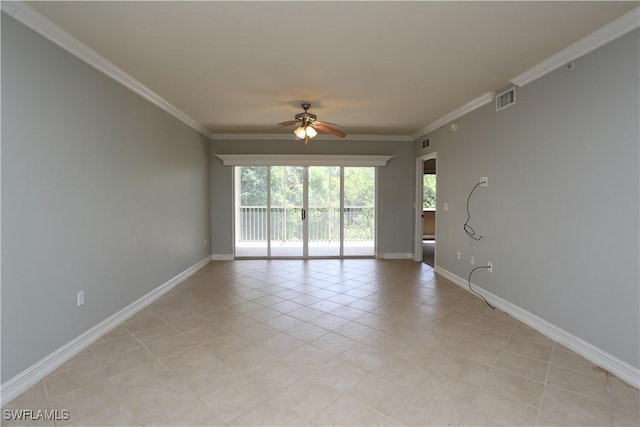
414 152 437 262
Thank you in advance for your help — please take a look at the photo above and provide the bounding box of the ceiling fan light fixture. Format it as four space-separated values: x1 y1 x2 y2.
280 103 346 143
305 126 317 138
293 125 318 140
293 126 307 139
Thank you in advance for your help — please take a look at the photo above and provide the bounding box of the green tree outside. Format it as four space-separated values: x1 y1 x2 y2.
423 174 436 209
238 166 375 242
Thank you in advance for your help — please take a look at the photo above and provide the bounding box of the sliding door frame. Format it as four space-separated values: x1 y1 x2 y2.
235 165 377 259
226 154 392 260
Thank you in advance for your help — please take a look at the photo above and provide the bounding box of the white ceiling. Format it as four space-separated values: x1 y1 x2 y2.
25 1 638 138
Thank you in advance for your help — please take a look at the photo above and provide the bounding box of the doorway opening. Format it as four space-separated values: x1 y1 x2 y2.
414 153 437 266
422 159 436 267
234 165 376 258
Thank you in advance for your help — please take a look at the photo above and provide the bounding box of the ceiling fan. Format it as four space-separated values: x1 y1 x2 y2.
278 103 346 145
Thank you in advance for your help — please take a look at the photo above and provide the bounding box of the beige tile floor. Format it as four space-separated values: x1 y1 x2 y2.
3 260 638 426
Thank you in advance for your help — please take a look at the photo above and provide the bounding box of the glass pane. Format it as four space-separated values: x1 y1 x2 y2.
235 166 268 257
270 166 304 257
343 167 375 256
308 166 341 257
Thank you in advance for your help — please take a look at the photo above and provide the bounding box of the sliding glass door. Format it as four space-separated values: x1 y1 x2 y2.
236 166 268 257
270 166 304 257
308 166 341 257
344 167 376 256
235 166 375 258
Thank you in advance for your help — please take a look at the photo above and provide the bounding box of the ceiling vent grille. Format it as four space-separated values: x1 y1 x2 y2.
496 87 516 111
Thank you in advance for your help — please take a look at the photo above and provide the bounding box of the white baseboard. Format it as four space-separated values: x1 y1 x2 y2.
0 256 212 406
211 253 234 261
434 265 640 389
378 252 413 260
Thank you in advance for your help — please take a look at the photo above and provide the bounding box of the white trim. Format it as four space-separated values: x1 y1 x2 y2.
215 154 394 167
0 1 213 138
434 265 640 389
340 167 345 258
378 252 413 260
510 8 640 87
210 133 412 142
411 91 496 140
211 254 234 261
0 256 211 406
373 168 380 260
3 1 636 142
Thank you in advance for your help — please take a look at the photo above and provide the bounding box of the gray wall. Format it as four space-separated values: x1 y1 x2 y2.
211 138 415 256
415 30 639 368
1 14 211 382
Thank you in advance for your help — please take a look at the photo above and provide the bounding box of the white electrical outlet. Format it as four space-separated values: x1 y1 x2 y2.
470 256 475 265
487 262 493 273
444 202 449 211
204 238 207 246
480 177 488 187
77 291 85 307
457 251 461 260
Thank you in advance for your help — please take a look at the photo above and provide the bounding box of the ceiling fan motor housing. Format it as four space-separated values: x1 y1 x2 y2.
295 114 316 125
295 103 316 124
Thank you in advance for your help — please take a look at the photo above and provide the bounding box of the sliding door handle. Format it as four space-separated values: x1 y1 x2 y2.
301 209 306 220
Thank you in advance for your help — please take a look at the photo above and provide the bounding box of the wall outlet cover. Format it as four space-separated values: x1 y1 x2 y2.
77 291 85 307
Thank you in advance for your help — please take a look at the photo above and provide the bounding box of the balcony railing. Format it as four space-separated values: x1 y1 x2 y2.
239 206 374 242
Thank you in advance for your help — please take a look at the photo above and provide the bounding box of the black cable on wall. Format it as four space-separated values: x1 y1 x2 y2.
468 266 495 309
463 181 484 241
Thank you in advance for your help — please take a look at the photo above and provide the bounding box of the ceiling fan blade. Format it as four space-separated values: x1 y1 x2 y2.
313 122 346 138
315 120 344 129
278 120 300 127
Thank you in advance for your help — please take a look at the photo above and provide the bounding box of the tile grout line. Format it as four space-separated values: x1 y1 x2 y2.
8 260 630 427
457 308 551 424
385 294 474 425
99 314 171 427
605 370 615 427
535 341 556 426
41 379 54 417
463 310 515 424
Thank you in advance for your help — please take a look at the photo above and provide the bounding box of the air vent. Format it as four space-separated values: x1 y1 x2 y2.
422 138 431 149
496 87 516 111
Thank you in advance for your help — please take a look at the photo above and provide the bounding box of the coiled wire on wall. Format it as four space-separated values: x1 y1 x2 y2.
463 181 484 241
463 180 493 308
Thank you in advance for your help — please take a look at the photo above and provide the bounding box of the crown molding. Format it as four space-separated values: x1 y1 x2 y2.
215 154 394 167
510 7 640 87
1 1 213 138
410 91 495 140
411 8 639 139
5 1 636 142
210 133 412 142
